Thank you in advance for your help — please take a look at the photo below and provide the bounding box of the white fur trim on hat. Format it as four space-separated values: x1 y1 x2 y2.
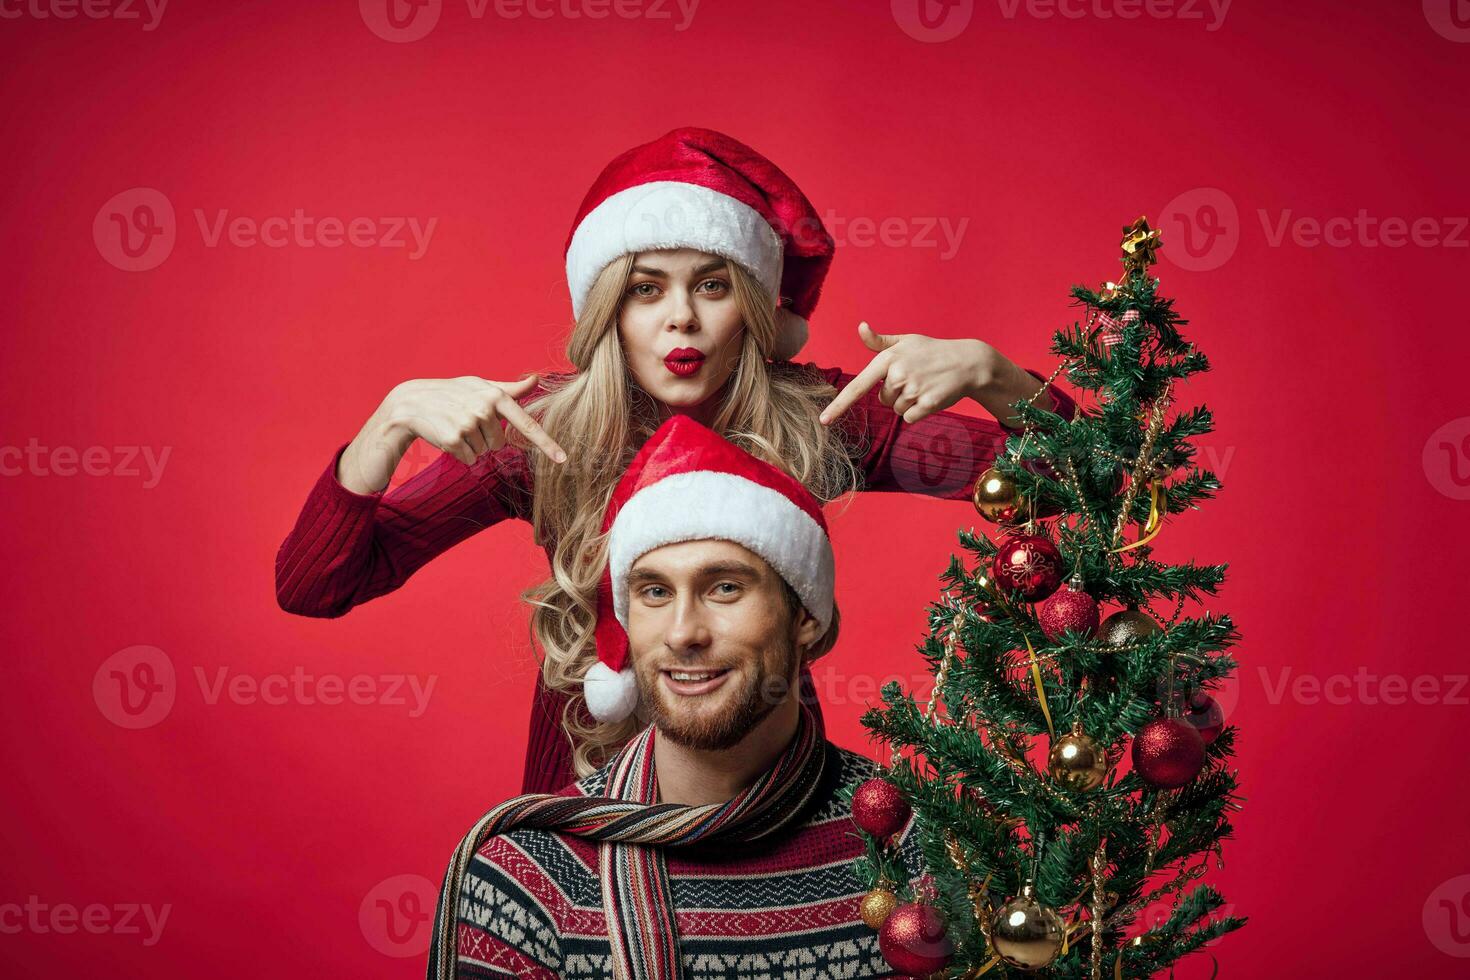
583 661 639 723
607 471 835 634
566 181 784 319
772 307 809 360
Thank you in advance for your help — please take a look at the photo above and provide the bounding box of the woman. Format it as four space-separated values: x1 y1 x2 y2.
274 127 1075 793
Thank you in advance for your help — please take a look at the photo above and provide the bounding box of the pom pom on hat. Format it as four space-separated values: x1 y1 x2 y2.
582 661 639 726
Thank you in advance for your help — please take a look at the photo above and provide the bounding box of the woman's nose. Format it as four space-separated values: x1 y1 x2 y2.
664 291 698 332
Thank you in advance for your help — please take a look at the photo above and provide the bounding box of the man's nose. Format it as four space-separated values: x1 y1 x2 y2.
664 596 711 653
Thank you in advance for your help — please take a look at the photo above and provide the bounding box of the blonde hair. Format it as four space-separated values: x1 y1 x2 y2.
516 253 859 776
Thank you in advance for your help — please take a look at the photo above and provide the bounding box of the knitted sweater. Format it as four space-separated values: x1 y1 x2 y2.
274 362 1075 793
441 742 924 979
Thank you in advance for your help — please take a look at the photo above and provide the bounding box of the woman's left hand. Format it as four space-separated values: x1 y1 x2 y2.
820 322 1028 426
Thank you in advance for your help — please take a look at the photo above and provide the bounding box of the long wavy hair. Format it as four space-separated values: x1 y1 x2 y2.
515 253 860 776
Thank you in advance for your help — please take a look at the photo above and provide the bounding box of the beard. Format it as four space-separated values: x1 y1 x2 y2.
639 631 800 752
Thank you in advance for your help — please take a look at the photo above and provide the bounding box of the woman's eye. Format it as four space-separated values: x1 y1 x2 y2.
697 278 729 295
629 282 659 298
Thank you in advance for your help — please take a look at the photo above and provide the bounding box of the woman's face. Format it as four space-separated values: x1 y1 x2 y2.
617 248 746 417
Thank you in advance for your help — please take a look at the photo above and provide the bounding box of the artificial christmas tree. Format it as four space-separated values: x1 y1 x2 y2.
850 218 1245 978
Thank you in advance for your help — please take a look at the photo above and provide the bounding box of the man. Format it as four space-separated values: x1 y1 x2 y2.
428 415 923 980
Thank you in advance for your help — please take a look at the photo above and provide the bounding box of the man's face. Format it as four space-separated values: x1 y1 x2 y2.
625 539 822 751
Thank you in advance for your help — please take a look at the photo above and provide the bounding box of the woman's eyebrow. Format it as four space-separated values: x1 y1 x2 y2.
630 260 728 278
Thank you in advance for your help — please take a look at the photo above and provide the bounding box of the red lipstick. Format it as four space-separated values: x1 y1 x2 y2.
664 347 706 377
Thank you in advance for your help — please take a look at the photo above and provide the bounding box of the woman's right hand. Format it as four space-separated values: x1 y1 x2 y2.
336 375 567 495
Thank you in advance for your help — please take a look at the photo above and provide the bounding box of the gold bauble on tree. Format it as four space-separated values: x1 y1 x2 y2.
990 883 1065 970
1098 607 1161 648
860 886 900 930
1047 720 1108 791
973 465 1061 524
972 466 1024 524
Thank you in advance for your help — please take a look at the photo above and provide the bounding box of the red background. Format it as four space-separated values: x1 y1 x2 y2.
3 1 1469 976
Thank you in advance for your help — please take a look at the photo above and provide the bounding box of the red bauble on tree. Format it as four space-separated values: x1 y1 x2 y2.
1131 718 1206 788
990 534 1063 602
879 902 955 976
1037 581 1100 641
851 777 911 840
1182 692 1225 745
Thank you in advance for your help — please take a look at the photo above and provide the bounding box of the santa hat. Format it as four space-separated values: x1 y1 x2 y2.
564 126 835 361
584 415 835 723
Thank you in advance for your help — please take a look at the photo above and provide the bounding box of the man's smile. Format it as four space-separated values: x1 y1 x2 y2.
661 667 732 697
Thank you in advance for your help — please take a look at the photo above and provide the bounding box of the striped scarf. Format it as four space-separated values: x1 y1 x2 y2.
429 703 829 980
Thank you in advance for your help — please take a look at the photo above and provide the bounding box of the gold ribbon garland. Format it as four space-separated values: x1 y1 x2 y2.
1023 634 1056 739
1113 935 1160 980
972 568 1055 739
1109 478 1165 554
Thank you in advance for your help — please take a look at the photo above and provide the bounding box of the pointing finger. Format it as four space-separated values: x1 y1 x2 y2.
497 395 569 464
819 354 888 425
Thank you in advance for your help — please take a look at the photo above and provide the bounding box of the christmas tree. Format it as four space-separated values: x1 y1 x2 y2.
849 219 1246 979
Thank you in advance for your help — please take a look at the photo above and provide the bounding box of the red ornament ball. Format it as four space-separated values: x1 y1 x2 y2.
879 902 955 977
1038 584 1100 641
1131 718 1206 788
851 778 911 840
1182 692 1225 745
990 534 1063 602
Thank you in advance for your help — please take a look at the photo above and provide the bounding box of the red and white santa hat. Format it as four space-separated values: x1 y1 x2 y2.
584 414 835 723
564 126 836 361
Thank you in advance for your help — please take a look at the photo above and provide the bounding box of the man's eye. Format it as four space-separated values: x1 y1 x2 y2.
640 585 669 599
712 582 741 596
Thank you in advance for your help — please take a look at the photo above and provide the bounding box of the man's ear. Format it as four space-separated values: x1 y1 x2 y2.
793 606 824 661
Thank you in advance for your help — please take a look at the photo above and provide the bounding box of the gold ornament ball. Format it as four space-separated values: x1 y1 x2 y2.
1048 723 1107 791
1098 608 1161 648
990 885 1065 970
972 467 1024 524
861 887 900 930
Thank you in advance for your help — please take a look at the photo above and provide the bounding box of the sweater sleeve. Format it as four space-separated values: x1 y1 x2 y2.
274 437 533 618
807 363 1077 501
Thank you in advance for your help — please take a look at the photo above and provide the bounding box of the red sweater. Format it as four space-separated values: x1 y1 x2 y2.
274 363 1075 793
441 742 923 979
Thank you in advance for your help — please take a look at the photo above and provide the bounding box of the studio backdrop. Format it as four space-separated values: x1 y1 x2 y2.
2 2 1469 977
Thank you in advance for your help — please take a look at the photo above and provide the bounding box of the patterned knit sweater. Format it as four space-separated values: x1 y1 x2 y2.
442 743 924 979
